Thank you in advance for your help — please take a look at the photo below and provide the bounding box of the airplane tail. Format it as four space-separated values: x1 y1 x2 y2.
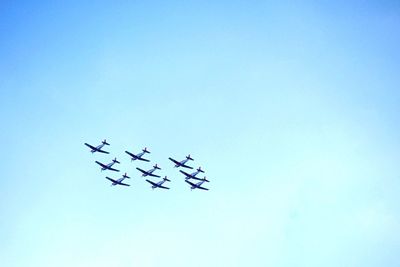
163 176 171 182
153 164 161 170
113 158 121 164
102 139 110 145
203 177 210 182
123 173 130 179
143 147 150 153
197 167 205 173
186 154 194 161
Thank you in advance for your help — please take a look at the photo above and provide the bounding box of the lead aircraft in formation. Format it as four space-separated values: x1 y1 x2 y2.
95 157 120 172
136 164 161 178
168 155 194 169
85 139 211 190
125 147 150 162
180 167 204 180
146 176 171 190
185 177 210 191
85 139 110 154
106 173 131 186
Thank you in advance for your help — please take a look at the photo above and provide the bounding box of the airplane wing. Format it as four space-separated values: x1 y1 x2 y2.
137 157 150 162
136 167 148 175
106 177 118 183
168 157 180 165
180 163 194 169
95 161 107 168
117 181 130 186
188 176 204 181
106 177 130 186
96 148 109 154
196 186 209 190
179 170 192 178
85 143 96 150
146 179 158 187
137 168 158 177
125 151 135 158
107 166 120 172
185 180 209 190
185 180 197 187
147 172 161 178
146 180 169 189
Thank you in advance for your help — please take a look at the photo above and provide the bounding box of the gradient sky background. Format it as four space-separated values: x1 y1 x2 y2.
1 1 400 266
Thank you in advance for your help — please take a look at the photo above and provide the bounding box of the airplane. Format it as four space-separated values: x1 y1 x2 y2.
95 157 120 172
179 167 205 180
136 164 161 178
105 173 131 186
146 176 171 190
185 177 210 191
84 139 110 154
125 147 150 162
168 154 194 169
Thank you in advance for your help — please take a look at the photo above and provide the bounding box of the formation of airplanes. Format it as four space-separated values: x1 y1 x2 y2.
85 139 211 190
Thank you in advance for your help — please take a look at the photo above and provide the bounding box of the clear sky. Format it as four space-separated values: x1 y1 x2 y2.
1 1 400 266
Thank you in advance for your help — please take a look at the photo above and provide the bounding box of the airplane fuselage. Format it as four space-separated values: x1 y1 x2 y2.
96 160 119 172
152 180 167 189
131 152 145 160
143 168 156 176
153 181 163 189
186 170 200 179
169 157 192 168
126 150 149 161
92 143 105 153
187 180 208 190
176 158 189 167
194 181 205 188
86 142 110 154
112 178 125 186
103 162 114 170
135 151 145 159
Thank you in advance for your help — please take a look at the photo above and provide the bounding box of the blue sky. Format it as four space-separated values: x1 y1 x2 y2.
1 1 400 266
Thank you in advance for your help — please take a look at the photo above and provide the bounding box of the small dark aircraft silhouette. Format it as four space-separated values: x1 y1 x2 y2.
136 164 161 178
146 176 171 190
84 139 110 154
125 147 150 162
169 154 194 169
106 173 130 186
95 158 120 172
185 177 210 191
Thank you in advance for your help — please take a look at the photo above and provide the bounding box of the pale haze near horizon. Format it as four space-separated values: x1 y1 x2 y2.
1 1 400 267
